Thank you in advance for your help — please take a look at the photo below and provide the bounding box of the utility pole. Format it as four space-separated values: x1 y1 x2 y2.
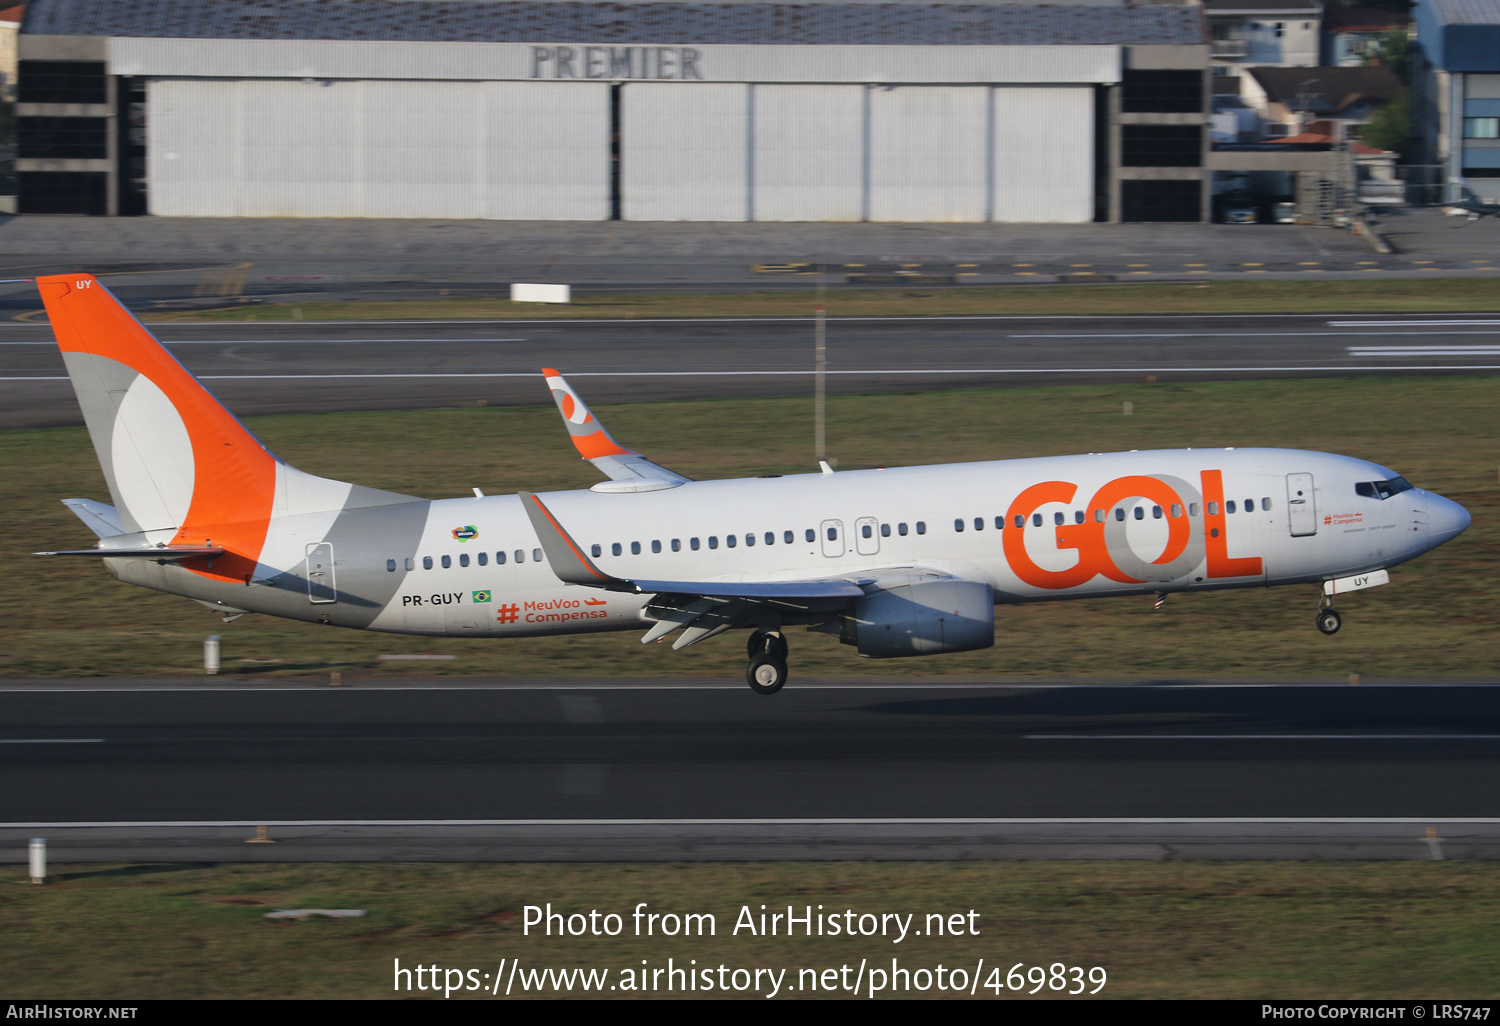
814 263 826 462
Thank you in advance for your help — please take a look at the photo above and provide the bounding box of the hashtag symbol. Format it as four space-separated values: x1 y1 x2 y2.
496 603 519 625
1324 516 1332 524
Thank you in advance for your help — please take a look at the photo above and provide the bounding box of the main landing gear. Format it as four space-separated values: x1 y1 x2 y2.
1315 592 1342 635
746 630 790 695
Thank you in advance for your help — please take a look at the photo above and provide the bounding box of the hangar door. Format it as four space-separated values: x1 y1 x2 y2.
147 79 610 219
621 83 1093 223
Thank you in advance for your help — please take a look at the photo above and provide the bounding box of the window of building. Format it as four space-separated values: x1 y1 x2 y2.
1120 69 1204 115
1121 125 1203 168
916 521 926 535
631 541 641 555
18 61 107 104
1121 180 1203 221
1274 22 1284 37
1464 118 1500 139
386 558 397 572
459 553 469 567
441 555 452 569
17 117 108 160
652 540 662 553
478 552 488 566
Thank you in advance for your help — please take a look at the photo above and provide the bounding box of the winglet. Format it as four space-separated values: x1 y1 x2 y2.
519 492 634 591
542 369 635 460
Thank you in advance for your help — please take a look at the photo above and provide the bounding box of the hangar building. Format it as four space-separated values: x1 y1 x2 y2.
17 0 1212 222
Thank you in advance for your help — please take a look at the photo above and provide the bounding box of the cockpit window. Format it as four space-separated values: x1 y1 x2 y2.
1355 477 1414 500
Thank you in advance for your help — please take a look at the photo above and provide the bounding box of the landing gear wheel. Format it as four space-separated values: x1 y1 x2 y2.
746 631 789 662
1315 608 1342 635
746 655 789 695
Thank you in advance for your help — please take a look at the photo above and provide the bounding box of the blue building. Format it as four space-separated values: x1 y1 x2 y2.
1413 0 1500 195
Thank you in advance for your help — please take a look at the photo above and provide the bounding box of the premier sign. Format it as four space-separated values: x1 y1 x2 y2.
529 45 705 80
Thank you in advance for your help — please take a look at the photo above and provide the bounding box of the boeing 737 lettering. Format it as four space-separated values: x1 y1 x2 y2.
33 275 1471 693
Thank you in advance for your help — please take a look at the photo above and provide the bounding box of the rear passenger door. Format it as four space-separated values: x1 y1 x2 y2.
821 519 845 557
855 516 880 555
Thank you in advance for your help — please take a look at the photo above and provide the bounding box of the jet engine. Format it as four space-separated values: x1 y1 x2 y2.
833 579 995 658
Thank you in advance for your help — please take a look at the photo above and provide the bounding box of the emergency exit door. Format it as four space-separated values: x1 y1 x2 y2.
1286 474 1317 537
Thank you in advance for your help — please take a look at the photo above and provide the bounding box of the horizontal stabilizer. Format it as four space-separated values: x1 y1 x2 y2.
61 498 125 539
35 546 225 563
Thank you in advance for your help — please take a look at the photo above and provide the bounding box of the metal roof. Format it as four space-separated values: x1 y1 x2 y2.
1202 0 1320 13
1415 0 1500 71
22 0 1206 46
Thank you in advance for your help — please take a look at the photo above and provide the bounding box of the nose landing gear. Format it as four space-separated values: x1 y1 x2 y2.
1315 592 1342 635
746 630 789 694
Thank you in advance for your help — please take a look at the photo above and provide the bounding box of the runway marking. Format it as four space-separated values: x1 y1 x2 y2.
4 817 1500 828
0 738 104 744
1349 346 1500 356
1330 320 1500 327
0 338 529 346
1011 330 1500 339
1027 734 1500 740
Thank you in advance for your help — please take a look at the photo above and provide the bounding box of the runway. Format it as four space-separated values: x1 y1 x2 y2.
4 312 1500 428
3 682 1499 824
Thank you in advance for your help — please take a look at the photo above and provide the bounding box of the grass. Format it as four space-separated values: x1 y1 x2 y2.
3 376 1498 679
138 276 1500 322
3 860 1498 998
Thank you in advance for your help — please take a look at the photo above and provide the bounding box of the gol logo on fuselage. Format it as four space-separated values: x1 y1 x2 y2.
1004 470 1262 590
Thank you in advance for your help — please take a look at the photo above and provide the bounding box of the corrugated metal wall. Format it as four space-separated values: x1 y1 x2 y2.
148 78 610 218
621 82 750 221
868 86 989 222
751 84 864 221
991 87 1093 223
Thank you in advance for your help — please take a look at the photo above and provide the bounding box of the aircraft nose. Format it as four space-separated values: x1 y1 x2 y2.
1426 492 1472 545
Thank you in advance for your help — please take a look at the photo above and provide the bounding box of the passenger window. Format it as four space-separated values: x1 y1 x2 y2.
478 552 488 566
459 553 470 567
726 535 737 548
591 544 601 558
441 555 452 568
672 539 681 552
631 541 641 555
1152 506 1162 520
1262 497 1271 511
1226 501 1236 514
916 521 926 535
1094 509 1105 523
974 518 984 531
515 549 525 563
826 527 837 541
745 533 755 547
709 536 719 549
898 523 908 536
423 556 433 569
1053 512 1064 526
386 558 397 572
1170 504 1182 518
1245 499 1254 512
1133 507 1144 521
1115 508 1125 521
1032 513 1043 527
863 524 874 538
1189 503 1200 517
1207 502 1219 516
805 529 815 543
995 517 1004 530
1014 514 1025 529
784 531 794 544
533 548 542 563
612 543 622 556
881 523 891 538
652 540 662 553
954 519 965 532
1074 510 1085 524
691 537 700 551
405 557 415 571
496 551 506 565
766 532 776 545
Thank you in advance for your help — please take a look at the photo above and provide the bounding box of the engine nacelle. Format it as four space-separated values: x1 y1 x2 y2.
841 579 995 658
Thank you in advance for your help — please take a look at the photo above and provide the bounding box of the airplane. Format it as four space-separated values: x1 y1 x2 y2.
1445 179 1500 221
33 273 1471 694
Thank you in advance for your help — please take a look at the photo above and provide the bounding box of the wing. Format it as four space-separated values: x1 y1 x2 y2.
520 491 935 650
542 369 690 492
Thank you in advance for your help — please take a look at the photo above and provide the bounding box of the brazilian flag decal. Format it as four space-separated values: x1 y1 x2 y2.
472 590 491 603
